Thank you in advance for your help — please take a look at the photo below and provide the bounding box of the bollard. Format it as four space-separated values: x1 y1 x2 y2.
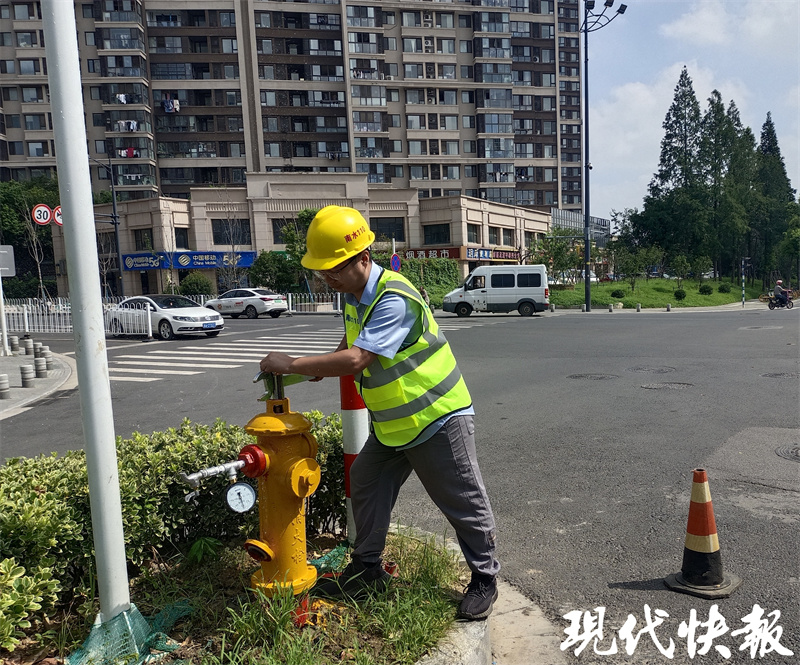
9 335 19 353
0 374 10 400
43 346 53 371
340 375 369 545
581 303 586 313
23 338 34 355
667 303 672 312
34 342 43 358
549 303 555 313
21 365 35 388
34 357 48 378
636 303 641 312
608 304 613 312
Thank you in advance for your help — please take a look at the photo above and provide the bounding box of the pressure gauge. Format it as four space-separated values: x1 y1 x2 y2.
226 482 257 513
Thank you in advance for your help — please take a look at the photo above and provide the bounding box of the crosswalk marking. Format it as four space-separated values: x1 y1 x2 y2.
106 322 499 382
109 367 204 375
109 375 160 382
114 360 242 369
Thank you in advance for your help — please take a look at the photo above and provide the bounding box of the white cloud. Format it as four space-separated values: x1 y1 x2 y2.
659 0 732 46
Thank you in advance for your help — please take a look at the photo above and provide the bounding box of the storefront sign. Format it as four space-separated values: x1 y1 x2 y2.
465 247 520 262
402 247 461 260
123 251 256 271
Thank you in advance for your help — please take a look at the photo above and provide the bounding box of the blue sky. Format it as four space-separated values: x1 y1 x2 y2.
585 0 800 223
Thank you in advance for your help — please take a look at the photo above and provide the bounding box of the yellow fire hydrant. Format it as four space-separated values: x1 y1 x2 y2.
239 385 321 597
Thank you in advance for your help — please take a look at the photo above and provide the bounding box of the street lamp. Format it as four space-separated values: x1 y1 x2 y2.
582 0 627 311
90 154 124 297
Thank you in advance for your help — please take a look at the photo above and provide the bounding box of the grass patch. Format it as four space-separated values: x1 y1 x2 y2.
14 533 463 665
550 278 762 309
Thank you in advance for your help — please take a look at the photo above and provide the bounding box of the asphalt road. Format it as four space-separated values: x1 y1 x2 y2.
2 308 799 664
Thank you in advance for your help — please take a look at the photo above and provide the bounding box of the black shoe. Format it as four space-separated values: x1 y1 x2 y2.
457 573 498 620
313 558 391 600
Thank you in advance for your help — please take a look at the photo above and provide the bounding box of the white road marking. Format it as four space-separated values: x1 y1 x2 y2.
108 367 204 375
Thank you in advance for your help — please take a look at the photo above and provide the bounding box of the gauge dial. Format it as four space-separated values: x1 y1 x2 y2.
226 481 257 513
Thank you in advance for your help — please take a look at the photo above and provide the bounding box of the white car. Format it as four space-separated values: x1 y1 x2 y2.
204 288 288 319
106 295 223 340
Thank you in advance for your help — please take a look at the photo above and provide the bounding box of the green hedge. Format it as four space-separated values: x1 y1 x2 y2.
0 415 344 652
371 254 461 308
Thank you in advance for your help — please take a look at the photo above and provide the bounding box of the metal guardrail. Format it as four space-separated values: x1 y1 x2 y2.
3 293 343 335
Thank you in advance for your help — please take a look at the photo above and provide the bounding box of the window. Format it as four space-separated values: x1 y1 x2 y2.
134 228 154 251
219 12 236 27
255 12 271 28
444 165 460 180
391 165 404 178
372 217 405 241
19 60 40 75
458 14 472 28
221 38 237 53
408 140 426 155
90 86 101 100
488 227 499 244
503 228 514 246
0 60 14 74
440 115 458 130
459 40 472 53
423 224 450 245
87 59 100 73
467 224 480 244
518 272 541 288
175 228 190 250
211 219 252 246
94 140 106 153
409 165 428 180
491 273 515 288
8 141 24 155
82 4 94 18
257 39 272 54
24 114 46 130
7 114 21 128
16 31 36 47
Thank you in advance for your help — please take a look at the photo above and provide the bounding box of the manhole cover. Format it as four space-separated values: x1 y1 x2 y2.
761 372 799 379
641 382 694 390
567 374 618 381
627 366 676 374
775 446 800 463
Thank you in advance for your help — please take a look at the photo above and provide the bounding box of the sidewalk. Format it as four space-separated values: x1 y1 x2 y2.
1 342 569 665
0 342 76 422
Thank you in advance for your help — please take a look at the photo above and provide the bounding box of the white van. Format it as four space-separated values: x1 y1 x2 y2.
441 264 549 317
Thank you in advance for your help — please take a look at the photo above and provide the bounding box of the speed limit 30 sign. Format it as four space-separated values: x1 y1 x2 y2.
32 203 53 225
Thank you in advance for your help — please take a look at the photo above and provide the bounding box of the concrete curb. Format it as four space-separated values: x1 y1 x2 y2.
0 350 75 421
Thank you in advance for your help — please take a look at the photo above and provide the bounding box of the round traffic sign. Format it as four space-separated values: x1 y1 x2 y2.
32 203 52 226
53 206 63 226
390 253 401 272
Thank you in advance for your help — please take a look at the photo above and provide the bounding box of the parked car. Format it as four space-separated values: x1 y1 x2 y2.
106 295 223 340
204 288 288 319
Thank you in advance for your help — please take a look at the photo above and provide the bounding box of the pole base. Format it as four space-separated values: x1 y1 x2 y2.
251 564 318 597
664 571 742 599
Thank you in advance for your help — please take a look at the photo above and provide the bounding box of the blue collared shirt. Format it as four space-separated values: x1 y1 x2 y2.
345 262 473 449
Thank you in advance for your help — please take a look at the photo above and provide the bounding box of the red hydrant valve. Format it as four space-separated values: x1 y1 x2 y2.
238 445 268 478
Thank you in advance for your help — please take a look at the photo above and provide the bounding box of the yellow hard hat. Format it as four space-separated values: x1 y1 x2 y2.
301 205 375 270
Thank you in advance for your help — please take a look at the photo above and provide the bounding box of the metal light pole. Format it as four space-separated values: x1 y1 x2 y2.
582 0 627 312
90 155 124 296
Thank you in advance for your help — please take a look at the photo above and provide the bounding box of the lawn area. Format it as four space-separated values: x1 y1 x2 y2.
549 278 764 309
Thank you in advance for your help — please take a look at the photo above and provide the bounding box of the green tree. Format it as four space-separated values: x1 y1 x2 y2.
649 67 704 196
277 208 318 293
671 255 691 290
752 113 796 288
248 251 298 292
699 91 738 275
179 271 214 296
0 177 59 298
528 227 581 283
692 255 712 285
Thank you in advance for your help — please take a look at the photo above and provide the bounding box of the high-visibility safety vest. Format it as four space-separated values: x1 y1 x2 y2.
344 269 472 447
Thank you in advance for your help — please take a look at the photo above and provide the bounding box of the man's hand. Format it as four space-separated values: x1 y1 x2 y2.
260 352 295 374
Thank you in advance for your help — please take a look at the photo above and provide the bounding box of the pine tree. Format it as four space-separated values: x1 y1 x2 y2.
649 67 703 196
753 113 796 286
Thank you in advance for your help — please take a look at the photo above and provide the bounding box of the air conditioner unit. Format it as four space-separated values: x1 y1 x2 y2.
386 75 394 80
533 56 540 63
423 20 433 27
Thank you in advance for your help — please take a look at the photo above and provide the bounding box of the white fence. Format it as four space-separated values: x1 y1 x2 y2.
2 293 342 336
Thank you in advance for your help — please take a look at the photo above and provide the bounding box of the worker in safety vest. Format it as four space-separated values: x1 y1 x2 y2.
259 205 500 620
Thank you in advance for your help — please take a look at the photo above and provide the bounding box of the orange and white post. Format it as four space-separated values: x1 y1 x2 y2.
340 375 369 545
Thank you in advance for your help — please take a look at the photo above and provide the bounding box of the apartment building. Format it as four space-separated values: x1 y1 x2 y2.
0 0 583 210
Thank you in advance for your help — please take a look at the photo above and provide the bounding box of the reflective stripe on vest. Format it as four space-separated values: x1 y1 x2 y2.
344 269 472 447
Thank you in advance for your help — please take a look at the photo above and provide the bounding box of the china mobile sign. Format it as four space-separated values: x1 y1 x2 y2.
122 251 256 271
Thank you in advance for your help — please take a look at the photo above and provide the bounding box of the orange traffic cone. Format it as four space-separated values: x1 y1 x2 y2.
665 468 742 599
